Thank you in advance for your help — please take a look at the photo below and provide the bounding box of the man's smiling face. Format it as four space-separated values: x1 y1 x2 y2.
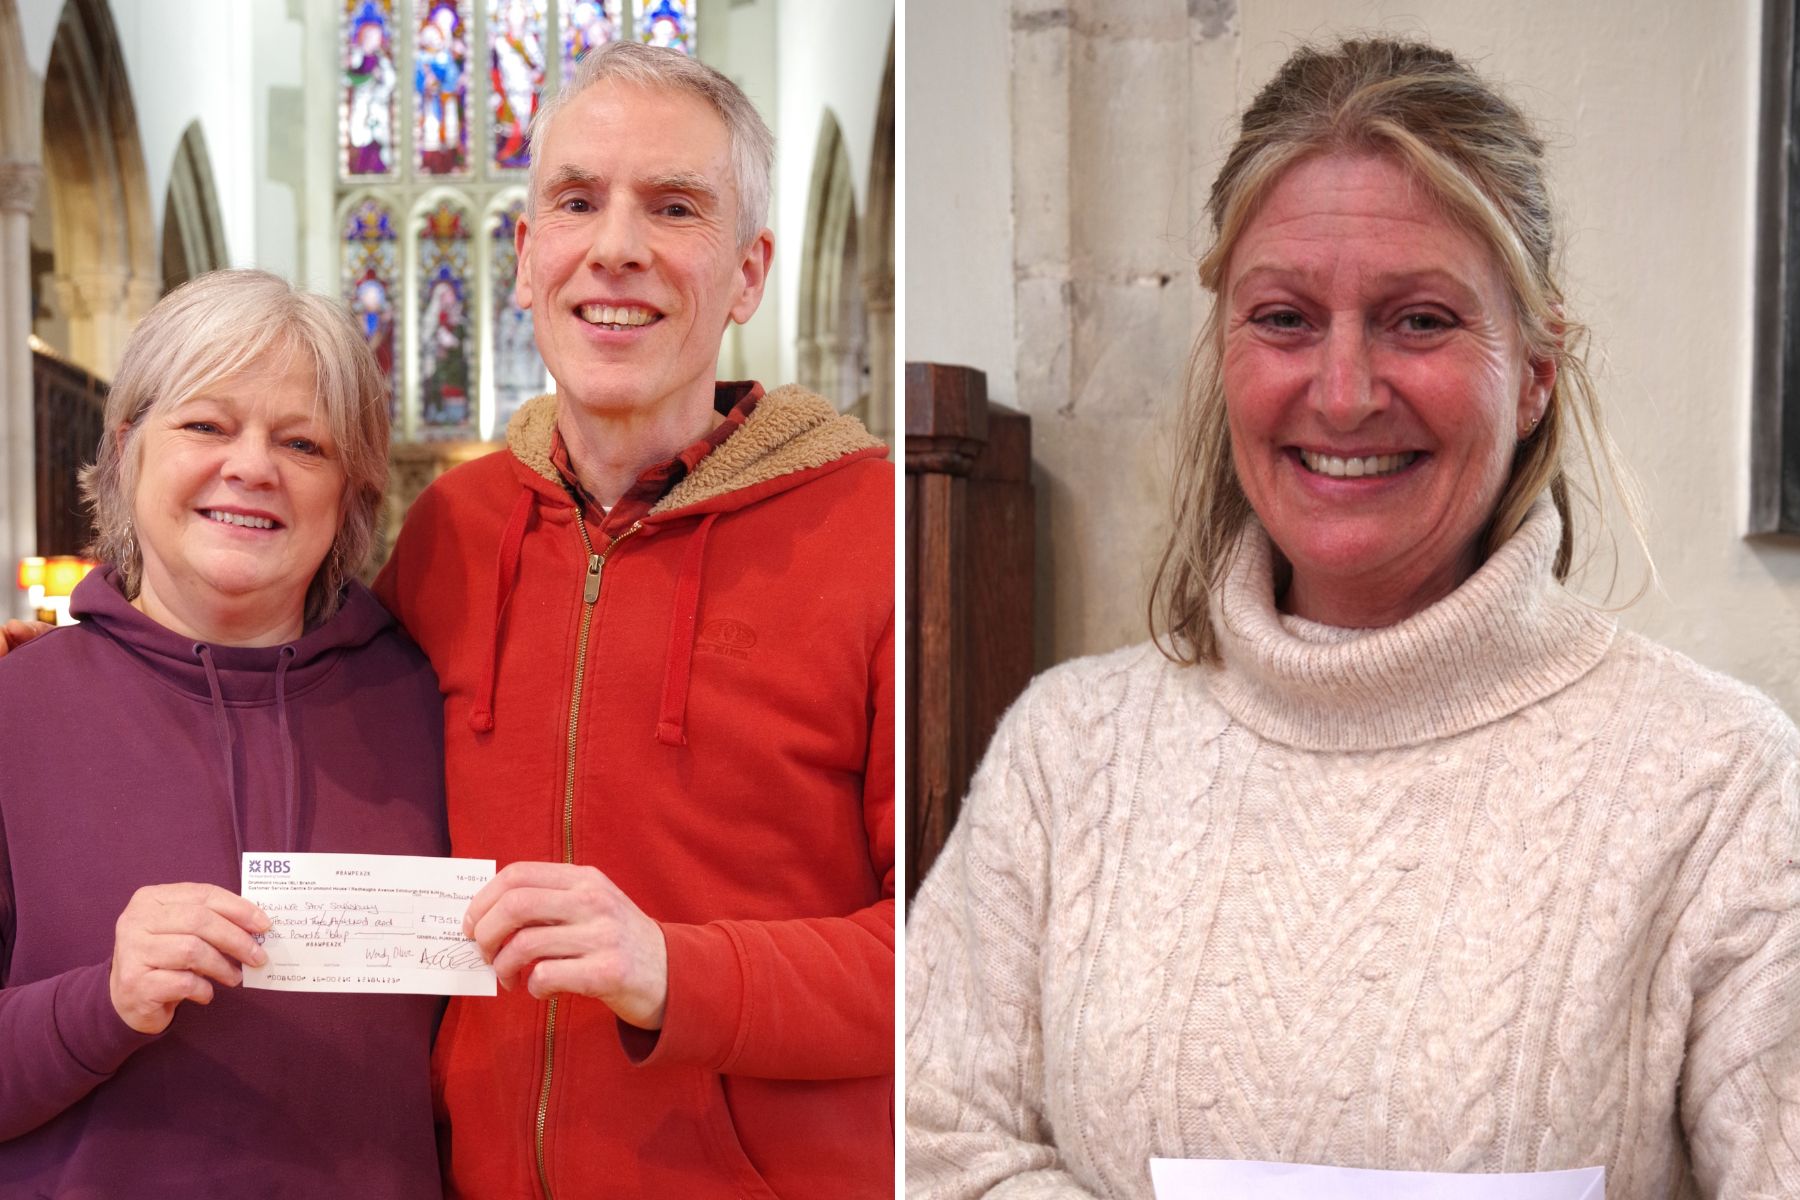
515 80 771 421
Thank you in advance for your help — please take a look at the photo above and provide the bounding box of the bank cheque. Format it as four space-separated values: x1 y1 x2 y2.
240 852 497 996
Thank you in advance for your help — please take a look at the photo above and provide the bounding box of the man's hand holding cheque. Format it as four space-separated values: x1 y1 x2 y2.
463 861 670 1030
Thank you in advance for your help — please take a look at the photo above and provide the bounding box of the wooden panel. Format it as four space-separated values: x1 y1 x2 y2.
1752 0 1800 535
907 470 964 900
905 362 1034 901
963 407 1034 800
32 349 106 556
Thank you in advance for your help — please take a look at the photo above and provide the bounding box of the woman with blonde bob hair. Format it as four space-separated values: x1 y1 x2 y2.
83 269 391 626
0 269 448 1196
908 38 1798 1200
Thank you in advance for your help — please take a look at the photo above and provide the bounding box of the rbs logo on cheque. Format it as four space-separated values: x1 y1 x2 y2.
248 859 291 875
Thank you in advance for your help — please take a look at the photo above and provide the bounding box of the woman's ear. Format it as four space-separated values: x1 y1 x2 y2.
1519 355 1555 439
1518 306 1567 439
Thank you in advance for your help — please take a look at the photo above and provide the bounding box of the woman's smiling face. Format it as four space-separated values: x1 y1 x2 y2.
1221 152 1552 627
130 352 345 645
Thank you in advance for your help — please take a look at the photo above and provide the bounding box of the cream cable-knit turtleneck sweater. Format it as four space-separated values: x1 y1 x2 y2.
906 502 1799 1200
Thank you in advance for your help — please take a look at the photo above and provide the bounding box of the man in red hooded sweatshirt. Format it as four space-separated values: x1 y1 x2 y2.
373 41 893 1200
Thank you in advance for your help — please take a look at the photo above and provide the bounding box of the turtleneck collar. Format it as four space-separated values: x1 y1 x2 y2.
1205 498 1617 751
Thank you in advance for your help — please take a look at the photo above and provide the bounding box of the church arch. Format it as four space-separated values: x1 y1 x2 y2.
161 120 228 293
39 0 158 378
795 108 865 418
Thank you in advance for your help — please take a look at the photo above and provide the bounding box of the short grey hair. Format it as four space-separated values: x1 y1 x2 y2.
527 41 774 247
80 269 390 626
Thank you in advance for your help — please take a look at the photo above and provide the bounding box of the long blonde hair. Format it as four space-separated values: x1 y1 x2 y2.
1153 38 1643 664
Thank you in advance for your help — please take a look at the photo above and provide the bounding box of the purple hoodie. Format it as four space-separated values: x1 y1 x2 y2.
0 569 447 1198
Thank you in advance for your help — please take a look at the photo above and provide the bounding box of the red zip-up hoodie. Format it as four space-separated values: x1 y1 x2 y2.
377 383 894 1199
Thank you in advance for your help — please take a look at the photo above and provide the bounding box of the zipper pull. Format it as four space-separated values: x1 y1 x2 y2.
583 553 602 604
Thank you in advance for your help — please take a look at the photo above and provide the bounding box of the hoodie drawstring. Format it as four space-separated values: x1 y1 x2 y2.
275 645 298 852
197 642 304 856
655 511 718 747
473 486 712 745
471 487 535 733
196 644 243 860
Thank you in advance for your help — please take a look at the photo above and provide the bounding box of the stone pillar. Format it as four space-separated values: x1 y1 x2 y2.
0 158 40 618
125 273 160 325
1009 0 1236 661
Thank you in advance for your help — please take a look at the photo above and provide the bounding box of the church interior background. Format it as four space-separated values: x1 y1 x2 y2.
0 0 894 616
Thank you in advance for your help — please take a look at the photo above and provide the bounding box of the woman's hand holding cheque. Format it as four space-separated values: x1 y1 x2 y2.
108 883 271 1035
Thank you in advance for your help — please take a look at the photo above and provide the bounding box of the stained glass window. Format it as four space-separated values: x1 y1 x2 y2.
415 0 472 175
341 0 398 178
637 1 694 55
341 198 400 412
489 199 543 434
560 0 623 76
337 0 696 446
417 200 476 438
488 0 546 171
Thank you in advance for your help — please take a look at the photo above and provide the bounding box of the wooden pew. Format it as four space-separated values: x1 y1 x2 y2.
32 347 105 556
905 362 1035 901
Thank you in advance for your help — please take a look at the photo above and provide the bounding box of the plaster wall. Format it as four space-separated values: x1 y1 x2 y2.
17 0 52 72
905 0 1014 409
247 0 303 280
300 0 334 296
769 0 891 388
705 0 780 384
906 0 1800 718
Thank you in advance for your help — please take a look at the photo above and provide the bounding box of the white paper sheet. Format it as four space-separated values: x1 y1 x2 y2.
240 852 497 996
1150 1159 1604 1200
